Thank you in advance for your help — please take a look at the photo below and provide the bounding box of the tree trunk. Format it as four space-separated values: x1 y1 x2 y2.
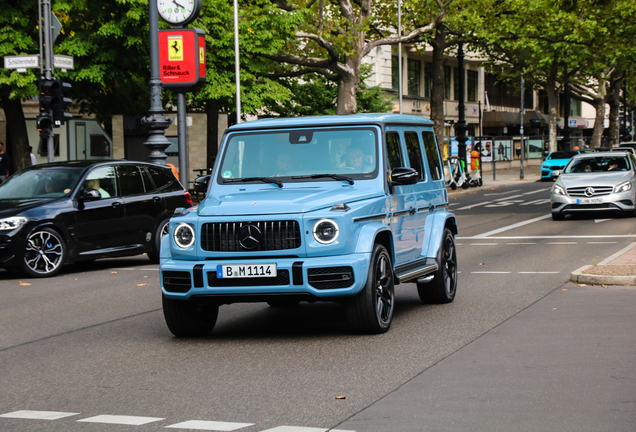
336 72 359 114
546 69 559 152
1 96 30 173
590 98 605 148
607 72 624 147
205 99 220 169
430 29 447 158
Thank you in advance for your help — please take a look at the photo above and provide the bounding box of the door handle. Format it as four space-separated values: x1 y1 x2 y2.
153 196 162 203
409 207 416 215
428 204 434 212
112 201 122 208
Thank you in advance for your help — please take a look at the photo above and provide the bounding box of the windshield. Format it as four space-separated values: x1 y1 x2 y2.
565 156 631 174
0 167 84 199
218 127 378 183
548 151 579 160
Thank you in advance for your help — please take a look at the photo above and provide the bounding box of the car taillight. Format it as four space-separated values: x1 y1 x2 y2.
184 190 192 206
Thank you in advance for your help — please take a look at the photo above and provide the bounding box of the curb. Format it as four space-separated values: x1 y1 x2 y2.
570 266 636 286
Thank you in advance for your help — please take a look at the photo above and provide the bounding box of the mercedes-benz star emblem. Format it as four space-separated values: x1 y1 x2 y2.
238 224 262 250
584 187 595 197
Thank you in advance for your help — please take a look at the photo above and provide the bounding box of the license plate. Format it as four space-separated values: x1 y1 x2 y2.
217 263 277 278
577 198 603 204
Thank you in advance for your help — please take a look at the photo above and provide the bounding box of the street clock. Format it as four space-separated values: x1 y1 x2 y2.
158 0 201 27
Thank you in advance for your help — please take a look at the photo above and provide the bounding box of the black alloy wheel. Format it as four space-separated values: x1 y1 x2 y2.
22 228 67 278
417 228 457 304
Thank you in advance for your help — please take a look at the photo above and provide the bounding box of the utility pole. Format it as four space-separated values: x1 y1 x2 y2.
141 0 172 165
454 42 468 174
42 0 55 163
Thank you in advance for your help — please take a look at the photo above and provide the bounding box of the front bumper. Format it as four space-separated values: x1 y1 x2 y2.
551 192 635 214
160 253 372 301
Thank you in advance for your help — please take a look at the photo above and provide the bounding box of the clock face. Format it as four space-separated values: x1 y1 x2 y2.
158 0 199 25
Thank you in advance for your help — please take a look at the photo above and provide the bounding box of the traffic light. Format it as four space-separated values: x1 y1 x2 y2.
52 80 73 126
38 78 73 128
36 115 53 131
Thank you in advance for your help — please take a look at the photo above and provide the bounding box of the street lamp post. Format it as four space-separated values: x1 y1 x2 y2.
520 73 524 180
454 42 468 173
141 0 172 165
562 81 571 151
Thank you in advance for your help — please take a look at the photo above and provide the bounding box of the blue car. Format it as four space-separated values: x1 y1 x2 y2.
159 114 458 335
541 151 580 181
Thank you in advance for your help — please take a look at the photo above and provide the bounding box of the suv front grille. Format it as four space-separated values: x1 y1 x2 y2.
567 186 613 197
201 221 302 252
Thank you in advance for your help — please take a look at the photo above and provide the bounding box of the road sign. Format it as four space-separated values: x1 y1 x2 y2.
51 12 62 43
4 55 39 71
54 55 74 70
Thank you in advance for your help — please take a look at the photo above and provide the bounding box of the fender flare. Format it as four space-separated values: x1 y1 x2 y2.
423 211 457 258
355 222 395 263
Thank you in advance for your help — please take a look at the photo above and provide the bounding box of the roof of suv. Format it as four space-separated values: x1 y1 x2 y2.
227 113 434 132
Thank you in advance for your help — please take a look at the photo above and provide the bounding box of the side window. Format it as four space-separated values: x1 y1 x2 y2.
422 131 442 180
386 132 404 175
117 165 146 196
147 165 178 191
404 131 425 181
83 166 117 198
140 166 154 192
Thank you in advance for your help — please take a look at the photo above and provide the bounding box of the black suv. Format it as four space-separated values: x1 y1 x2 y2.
0 160 191 277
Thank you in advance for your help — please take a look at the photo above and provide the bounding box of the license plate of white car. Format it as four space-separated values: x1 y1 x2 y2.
217 263 277 278
577 198 603 204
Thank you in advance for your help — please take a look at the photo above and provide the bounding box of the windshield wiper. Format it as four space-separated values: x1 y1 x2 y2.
292 173 354 185
223 177 283 188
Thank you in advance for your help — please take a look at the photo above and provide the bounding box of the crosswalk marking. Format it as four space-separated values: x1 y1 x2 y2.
166 420 254 430
77 415 164 425
0 410 78 420
260 427 355 432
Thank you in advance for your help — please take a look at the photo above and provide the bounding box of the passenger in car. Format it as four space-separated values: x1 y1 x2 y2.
85 179 111 198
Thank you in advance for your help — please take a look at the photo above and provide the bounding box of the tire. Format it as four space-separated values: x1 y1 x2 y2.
162 295 219 337
417 228 457 304
450 183 457 190
461 181 470 189
148 219 170 264
22 228 67 278
346 244 394 334
477 178 483 187
551 212 565 221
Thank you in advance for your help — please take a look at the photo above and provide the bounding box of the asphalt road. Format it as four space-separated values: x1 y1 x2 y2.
0 180 634 431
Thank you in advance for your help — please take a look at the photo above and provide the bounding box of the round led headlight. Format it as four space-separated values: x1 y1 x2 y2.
174 223 195 248
313 219 339 244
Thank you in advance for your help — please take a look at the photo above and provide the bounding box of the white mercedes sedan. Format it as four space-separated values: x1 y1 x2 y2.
550 151 636 220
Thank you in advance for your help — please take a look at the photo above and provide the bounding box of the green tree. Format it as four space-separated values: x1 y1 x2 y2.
0 0 40 172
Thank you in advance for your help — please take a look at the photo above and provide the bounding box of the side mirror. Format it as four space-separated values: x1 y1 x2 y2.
81 188 101 201
194 175 210 193
389 167 419 186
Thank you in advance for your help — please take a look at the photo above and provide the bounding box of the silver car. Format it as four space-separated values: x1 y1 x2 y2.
550 151 636 220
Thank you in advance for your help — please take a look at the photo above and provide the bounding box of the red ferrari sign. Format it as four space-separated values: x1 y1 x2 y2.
159 28 206 91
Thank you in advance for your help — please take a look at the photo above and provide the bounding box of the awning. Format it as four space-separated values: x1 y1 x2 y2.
482 110 548 128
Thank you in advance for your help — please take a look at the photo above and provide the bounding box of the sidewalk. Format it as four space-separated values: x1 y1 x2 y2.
446 164 542 196
572 242 636 286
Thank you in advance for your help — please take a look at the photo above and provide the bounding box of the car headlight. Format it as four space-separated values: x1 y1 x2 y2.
313 219 339 244
0 216 28 231
616 181 632 193
174 223 195 248
552 184 565 196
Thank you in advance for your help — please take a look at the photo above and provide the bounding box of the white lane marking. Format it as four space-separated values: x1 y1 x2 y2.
455 201 493 210
111 268 160 271
520 199 551 206
259 427 356 432
458 235 636 239
518 271 561 274
166 420 254 430
0 411 79 420
469 243 499 246
471 271 511 274
77 415 164 425
587 241 618 244
522 187 551 195
547 242 578 245
484 189 520 196
471 214 552 238
485 200 525 207
595 219 613 223
507 242 537 245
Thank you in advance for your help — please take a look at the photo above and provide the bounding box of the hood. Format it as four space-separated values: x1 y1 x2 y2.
542 158 571 167
558 172 633 188
197 186 382 216
0 198 53 217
